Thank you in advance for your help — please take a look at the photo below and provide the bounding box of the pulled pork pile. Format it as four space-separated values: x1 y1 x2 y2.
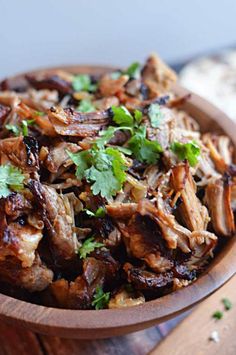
0 54 235 309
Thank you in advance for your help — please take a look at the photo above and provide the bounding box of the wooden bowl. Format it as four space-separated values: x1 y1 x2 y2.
0 66 236 339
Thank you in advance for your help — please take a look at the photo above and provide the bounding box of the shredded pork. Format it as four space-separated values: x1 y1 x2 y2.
0 53 234 309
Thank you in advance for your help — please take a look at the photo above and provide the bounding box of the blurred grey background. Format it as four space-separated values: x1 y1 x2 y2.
0 0 236 77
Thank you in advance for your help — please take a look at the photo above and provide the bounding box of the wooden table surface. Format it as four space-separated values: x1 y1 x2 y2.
1 275 236 355
0 311 187 355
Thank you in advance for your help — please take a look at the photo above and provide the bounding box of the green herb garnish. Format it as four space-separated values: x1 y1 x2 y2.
170 141 200 167
0 164 25 198
34 111 44 116
92 286 110 310
67 147 128 199
72 74 97 92
128 126 163 164
125 62 141 79
222 298 232 311
78 237 104 259
5 124 20 136
83 207 106 218
148 103 163 128
212 311 223 320
77 99 96 113
68 105 162 196
5 119 35 137
111 105 134 127
110 62 141 80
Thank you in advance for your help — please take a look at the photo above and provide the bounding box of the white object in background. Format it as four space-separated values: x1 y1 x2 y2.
179 50 236 122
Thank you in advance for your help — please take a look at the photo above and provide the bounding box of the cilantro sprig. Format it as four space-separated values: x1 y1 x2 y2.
67 146 128 199
72 74 97 92
222 298 232 311
6 119 35 137
92 286 110 310
77 99 96 113
0 164 25 198
212 310 223 320
78 237 104 259
128 126 163 164
110 62 141 80
110 106 163 164
83 207 106 218
68 105 163 198
170 141 200 167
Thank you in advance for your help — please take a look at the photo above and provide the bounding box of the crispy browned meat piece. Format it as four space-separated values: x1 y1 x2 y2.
0 104 11 127
0 213 43 268
26 74 72 95
15 102 56 137
106 202 137 219
2 192 32 220
124 263 174 292
41 141 79 173
0 136 39 172
109 287 145 308
0 254 53 292
170 163 210 231
28 181 78 260
138 199 217 260
142 54 177 97
138 198 191 253
205 178 235 236
203 134 233 174
48 106 111 137
124 262 196 294
93 96 119 110
99 74 129 97
47 251 118 309
119 214 173 273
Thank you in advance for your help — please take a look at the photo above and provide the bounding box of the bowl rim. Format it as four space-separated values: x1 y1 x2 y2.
0 65 236 335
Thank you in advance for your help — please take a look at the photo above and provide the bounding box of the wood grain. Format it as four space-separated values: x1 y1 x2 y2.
150 275 236 355
0 322 164 355
0 66 235 338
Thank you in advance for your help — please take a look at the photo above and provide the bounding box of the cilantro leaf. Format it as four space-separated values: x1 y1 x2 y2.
170 141 200 167
66 150 91 179
128 126 163 164
212 311 223 320
95 207 106 217
106 147 127 185
77 99 96 113
115 146 132 155
124 62 141 79
148 103 163 128
95 126 133 149
0 164 25 198
92 286 110 310
134 109 143 125
222 298 232 311
111 106 134 127
78 237 104 259
67 147 128 199
83 206 106 218
22 119 35 136
110 62 140 80
86 167 121 198
34 111 44 116
72 74 97 92
5 124 20 136
6 119 35 137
